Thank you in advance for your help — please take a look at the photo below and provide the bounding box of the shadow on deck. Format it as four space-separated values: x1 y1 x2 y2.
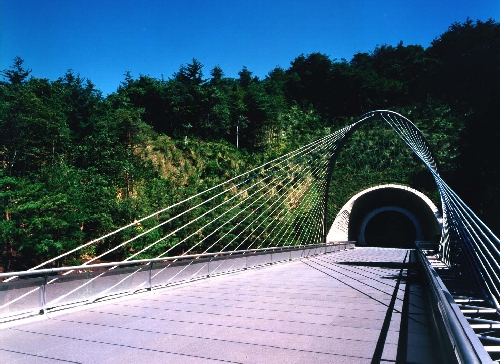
0 248 439 363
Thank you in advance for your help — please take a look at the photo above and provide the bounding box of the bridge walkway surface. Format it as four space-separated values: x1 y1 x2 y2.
0 247 438 363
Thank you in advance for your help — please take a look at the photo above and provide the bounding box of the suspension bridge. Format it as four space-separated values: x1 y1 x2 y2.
0 110 499 363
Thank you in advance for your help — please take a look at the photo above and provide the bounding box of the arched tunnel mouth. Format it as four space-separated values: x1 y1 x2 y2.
364 210 417 248
328 185 443 248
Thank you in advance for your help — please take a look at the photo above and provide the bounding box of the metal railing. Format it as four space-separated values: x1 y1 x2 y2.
415 243 492 363
367 111 500 314
433 176 500 313
0 242 355 323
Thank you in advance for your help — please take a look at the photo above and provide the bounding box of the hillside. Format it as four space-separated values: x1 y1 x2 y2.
1 19 499 271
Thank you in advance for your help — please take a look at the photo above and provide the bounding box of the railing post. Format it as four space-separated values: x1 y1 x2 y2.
39 273 48 315
147 262 153 291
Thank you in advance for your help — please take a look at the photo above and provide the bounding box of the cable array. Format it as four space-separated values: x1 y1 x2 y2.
21 123 353 274
376 110 500 311
13 110 499 312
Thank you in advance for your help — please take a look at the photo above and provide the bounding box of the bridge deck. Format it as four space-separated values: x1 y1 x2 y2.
0 248 438 363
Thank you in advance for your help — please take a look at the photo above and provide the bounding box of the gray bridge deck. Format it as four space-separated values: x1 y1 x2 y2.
0 248 437 363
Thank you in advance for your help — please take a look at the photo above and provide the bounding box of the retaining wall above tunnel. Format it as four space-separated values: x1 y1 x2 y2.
327 184 442 248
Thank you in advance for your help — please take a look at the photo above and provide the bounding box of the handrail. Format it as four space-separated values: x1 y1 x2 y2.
0 242 356 323
415 243 492 363
433 175 500 313
0 242 354 280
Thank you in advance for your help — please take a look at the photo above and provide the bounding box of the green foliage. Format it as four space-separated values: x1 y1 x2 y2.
1 18 499 269
1 56 31 85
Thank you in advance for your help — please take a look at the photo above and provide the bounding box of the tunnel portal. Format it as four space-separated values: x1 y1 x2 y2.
327 184 442 248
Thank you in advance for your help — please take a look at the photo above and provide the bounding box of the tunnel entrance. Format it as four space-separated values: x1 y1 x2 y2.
327 184 443 248
364 210 417 248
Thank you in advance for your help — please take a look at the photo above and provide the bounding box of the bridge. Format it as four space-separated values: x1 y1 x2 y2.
1 111 499 363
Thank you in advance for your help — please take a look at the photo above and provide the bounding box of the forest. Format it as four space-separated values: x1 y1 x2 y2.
1 18 499 271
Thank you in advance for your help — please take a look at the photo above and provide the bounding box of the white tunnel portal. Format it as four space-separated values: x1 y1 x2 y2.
327 184 442 248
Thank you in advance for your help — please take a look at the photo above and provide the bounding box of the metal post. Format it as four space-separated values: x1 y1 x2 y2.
147 262 153 291
39 273 48 315
236 121 239 149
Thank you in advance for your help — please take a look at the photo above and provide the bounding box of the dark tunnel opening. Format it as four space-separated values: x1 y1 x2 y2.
364 210 417 248
329 185 442 248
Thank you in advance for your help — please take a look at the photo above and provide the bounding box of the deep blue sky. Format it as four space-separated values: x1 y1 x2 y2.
1 0 498 95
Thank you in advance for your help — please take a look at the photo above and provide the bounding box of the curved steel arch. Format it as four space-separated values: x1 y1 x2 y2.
345 110 439 173
326 110 500 310
322 110 441 245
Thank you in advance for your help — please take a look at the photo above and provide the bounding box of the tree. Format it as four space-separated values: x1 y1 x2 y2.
209 65 224 85
54 70 103 140
1 56 32 85
238 66 254 88
428 18 500 111
116 74 170 134
286 53 335 114
174 58 205 86
428 19 500 230
0 77 71 176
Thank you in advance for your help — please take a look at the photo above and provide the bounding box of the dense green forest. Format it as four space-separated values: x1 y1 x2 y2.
1 19 499 271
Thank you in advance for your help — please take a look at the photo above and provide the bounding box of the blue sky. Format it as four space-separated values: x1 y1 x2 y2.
1 0 498 95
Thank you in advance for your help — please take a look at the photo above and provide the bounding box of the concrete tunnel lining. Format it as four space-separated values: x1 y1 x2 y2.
327 184 442 247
